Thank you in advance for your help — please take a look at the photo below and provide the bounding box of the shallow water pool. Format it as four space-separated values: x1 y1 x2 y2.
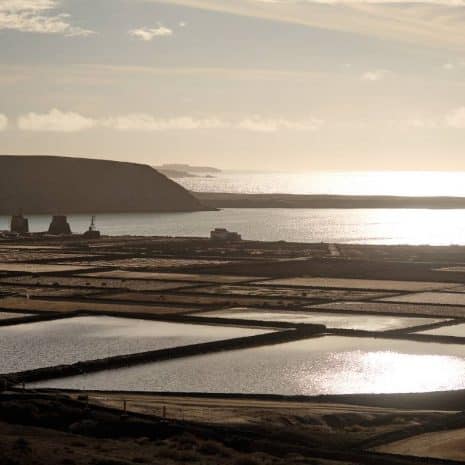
31 336 465 395
0 316 270 374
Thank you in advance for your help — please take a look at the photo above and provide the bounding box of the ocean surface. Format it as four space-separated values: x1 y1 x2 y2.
3 171 465 245
3 208 465 245
179 170 465 196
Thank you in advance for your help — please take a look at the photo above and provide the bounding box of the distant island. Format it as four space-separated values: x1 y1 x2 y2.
0 155 207 214
154 164 221 179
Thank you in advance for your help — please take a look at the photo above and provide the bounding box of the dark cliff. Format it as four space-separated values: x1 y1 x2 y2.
0 156 206 214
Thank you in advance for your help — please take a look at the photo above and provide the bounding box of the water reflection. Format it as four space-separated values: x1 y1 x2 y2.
31 336 465 395
298 351 465 394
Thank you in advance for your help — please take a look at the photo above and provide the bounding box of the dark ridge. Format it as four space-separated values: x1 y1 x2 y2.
0 155 207 214
194 191 465 209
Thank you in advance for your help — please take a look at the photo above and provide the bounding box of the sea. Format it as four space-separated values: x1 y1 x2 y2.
3 171 465 245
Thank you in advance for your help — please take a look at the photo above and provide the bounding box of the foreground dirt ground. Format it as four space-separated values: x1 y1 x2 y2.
376 427 465 461
0 391 458 465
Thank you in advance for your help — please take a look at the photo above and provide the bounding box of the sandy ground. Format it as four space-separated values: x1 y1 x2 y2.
79 392 452 441
0 263 95 273
0 296 193 315
82 270 264 284
376 427 465 461
257 277 457 292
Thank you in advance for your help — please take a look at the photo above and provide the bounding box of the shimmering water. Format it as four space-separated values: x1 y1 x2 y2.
31 336 465 395
0 316 270 374
3 208 465 245
179 171 465 197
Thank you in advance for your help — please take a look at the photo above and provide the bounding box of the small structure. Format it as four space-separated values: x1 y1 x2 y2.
83 216 101 239
210 228 242 242
48 215 71 235
10 212 29 234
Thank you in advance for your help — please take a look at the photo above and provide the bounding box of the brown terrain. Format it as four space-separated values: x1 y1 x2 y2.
3 234 465 463
0 155 206 214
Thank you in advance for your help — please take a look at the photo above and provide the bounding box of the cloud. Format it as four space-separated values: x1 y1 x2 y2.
402 108 465 129
18 108 97 132
101 114 227 130
15 109 324 133
361 69 389 81
445 107 465 128
237 116 323 132
154 0 465 49
129 25 173 41
0 0 93 35
0 114 8 131
179 21 187 27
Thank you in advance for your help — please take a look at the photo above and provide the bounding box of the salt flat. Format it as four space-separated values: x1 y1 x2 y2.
0 311 31 320
416 323 465 338
256 277 455 292
381 292 465 306
0 263 95 274
0 275 195 292
0 297 193 315
30 336 465 395
186 285 391 301
81 270 262 284
198 307 446 331
310 301 465 318
0 316 270 374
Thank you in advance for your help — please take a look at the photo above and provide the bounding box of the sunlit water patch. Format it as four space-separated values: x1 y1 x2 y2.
0 316 270 374
30 336 465 395
179 171 465 197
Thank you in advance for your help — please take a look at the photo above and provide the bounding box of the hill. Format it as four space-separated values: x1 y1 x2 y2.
0 156 206 214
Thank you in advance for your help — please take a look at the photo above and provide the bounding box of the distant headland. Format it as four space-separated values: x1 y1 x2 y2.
154 164 221 179
0 155 207 215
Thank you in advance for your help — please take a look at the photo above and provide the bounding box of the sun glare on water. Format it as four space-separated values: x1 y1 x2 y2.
298 351 465 394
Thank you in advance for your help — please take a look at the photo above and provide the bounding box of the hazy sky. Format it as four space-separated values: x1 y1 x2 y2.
1 0 465 170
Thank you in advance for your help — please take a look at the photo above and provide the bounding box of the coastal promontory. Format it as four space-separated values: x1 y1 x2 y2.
0 155 206 214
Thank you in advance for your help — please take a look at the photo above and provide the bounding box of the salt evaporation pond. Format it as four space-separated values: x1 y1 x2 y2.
418 323 465 338
199 308 445 331
0 316 270 374
31 336 465 395
0 311 32 320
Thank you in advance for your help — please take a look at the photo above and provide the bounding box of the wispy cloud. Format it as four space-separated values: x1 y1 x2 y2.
445 107 465 128
18 109 96 132
156 0 465 49
403 107 465 129
361 69 390 81
0 0 93 36
15 109 324 133
0 114 8 131
101 114 226 130
129 25 173 41
237 116 323 132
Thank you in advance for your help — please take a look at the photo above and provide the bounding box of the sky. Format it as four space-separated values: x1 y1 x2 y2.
1 0 465 171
